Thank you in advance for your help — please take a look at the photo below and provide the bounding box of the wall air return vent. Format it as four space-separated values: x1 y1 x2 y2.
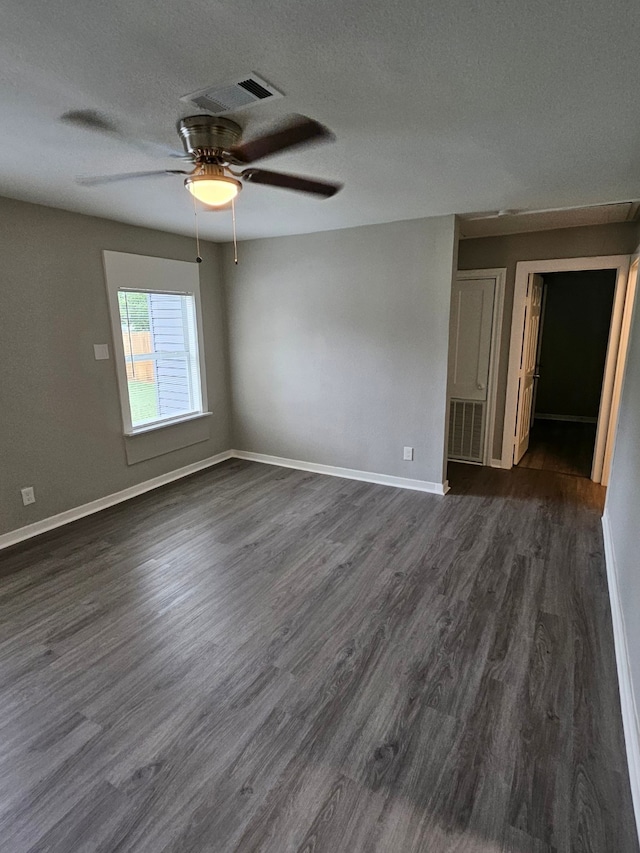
448 399 485 463
180 74 284 115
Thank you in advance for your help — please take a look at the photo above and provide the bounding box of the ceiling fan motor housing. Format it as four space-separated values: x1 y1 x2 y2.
177 115 242 159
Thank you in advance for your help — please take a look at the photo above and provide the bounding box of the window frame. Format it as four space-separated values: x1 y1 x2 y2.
103 251 210 436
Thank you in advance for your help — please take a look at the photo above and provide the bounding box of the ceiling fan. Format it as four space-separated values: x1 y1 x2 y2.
72 113 342 206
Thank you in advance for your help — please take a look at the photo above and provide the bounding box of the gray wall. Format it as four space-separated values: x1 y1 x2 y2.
223 216 458 487
605 248 640 778
0 196 230 537
458 223 638 458
536 270 616 419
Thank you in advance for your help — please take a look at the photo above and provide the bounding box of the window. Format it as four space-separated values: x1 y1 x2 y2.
103 252 209 435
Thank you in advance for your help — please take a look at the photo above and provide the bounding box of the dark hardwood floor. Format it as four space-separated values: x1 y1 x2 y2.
0 459 636 852
518 420 598 478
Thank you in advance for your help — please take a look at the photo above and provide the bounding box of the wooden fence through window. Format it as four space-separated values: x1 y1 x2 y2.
122 330 154 382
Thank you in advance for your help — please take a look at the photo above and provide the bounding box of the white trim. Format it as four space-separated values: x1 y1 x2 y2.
593 262 630 482
503 255 631 480
490 458 504 468
449 458 482 467
454 268 506 466
602 511 640 843
232 451 449 495
0 451 234 551
602 256 639 486
125 411 212 436
102 251 209 436
0 449 449 551
535 413 598 424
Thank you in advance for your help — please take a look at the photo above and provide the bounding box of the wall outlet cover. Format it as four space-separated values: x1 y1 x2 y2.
21 486 35 506
403 446 414 461
94 344 110 360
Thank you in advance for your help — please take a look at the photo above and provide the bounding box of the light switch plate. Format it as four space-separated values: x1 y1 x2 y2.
94 343 110 360
403 446 414 461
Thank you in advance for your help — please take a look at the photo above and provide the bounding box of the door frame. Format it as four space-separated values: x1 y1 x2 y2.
513 273 545 466
602 256 639 485
454 268 506 465
502 254 631 481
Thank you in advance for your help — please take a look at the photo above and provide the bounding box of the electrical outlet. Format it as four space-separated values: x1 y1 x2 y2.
403 446 414 461
21 486 35 506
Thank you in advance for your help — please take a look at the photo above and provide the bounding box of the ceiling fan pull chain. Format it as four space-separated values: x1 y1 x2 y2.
232 198 238 265
192 193 202 264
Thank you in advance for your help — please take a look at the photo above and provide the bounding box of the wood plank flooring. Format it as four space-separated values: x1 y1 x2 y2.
518 420 597 478
0 459 636 852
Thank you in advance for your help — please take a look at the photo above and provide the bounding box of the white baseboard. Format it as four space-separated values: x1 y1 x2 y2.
0 451 234 551
233 450 449 495
0 449 449 551
602 511 640 843
489 457 513 470
535 413 598 424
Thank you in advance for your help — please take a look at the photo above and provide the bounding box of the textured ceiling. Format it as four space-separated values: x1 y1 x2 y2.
2 0 640 241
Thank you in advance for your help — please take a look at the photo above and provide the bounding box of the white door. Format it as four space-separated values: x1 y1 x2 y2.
449 278 495 401
448 277 495 462
513 273 544 464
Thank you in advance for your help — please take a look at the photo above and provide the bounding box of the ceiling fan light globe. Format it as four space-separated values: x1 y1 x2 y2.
185 175 241 207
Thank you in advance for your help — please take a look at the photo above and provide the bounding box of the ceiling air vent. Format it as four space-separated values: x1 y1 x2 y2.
180 74 284 115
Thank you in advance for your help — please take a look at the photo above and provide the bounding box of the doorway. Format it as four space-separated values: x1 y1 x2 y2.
503 255 635 484
517 269 616 478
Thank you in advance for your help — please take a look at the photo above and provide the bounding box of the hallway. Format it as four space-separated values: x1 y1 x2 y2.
518 419 597 479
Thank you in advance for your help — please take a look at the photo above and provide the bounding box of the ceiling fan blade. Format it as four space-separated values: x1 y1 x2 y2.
241 168 342 198
77 170 189 187
61 109 119 134
242 169 342 197
61 110 188 159
229 116 335 164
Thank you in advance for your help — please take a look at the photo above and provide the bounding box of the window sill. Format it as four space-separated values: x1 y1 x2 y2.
125 411 212 437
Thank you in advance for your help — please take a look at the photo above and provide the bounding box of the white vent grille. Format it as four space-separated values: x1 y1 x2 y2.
448 400 485 463
180 74 284 115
